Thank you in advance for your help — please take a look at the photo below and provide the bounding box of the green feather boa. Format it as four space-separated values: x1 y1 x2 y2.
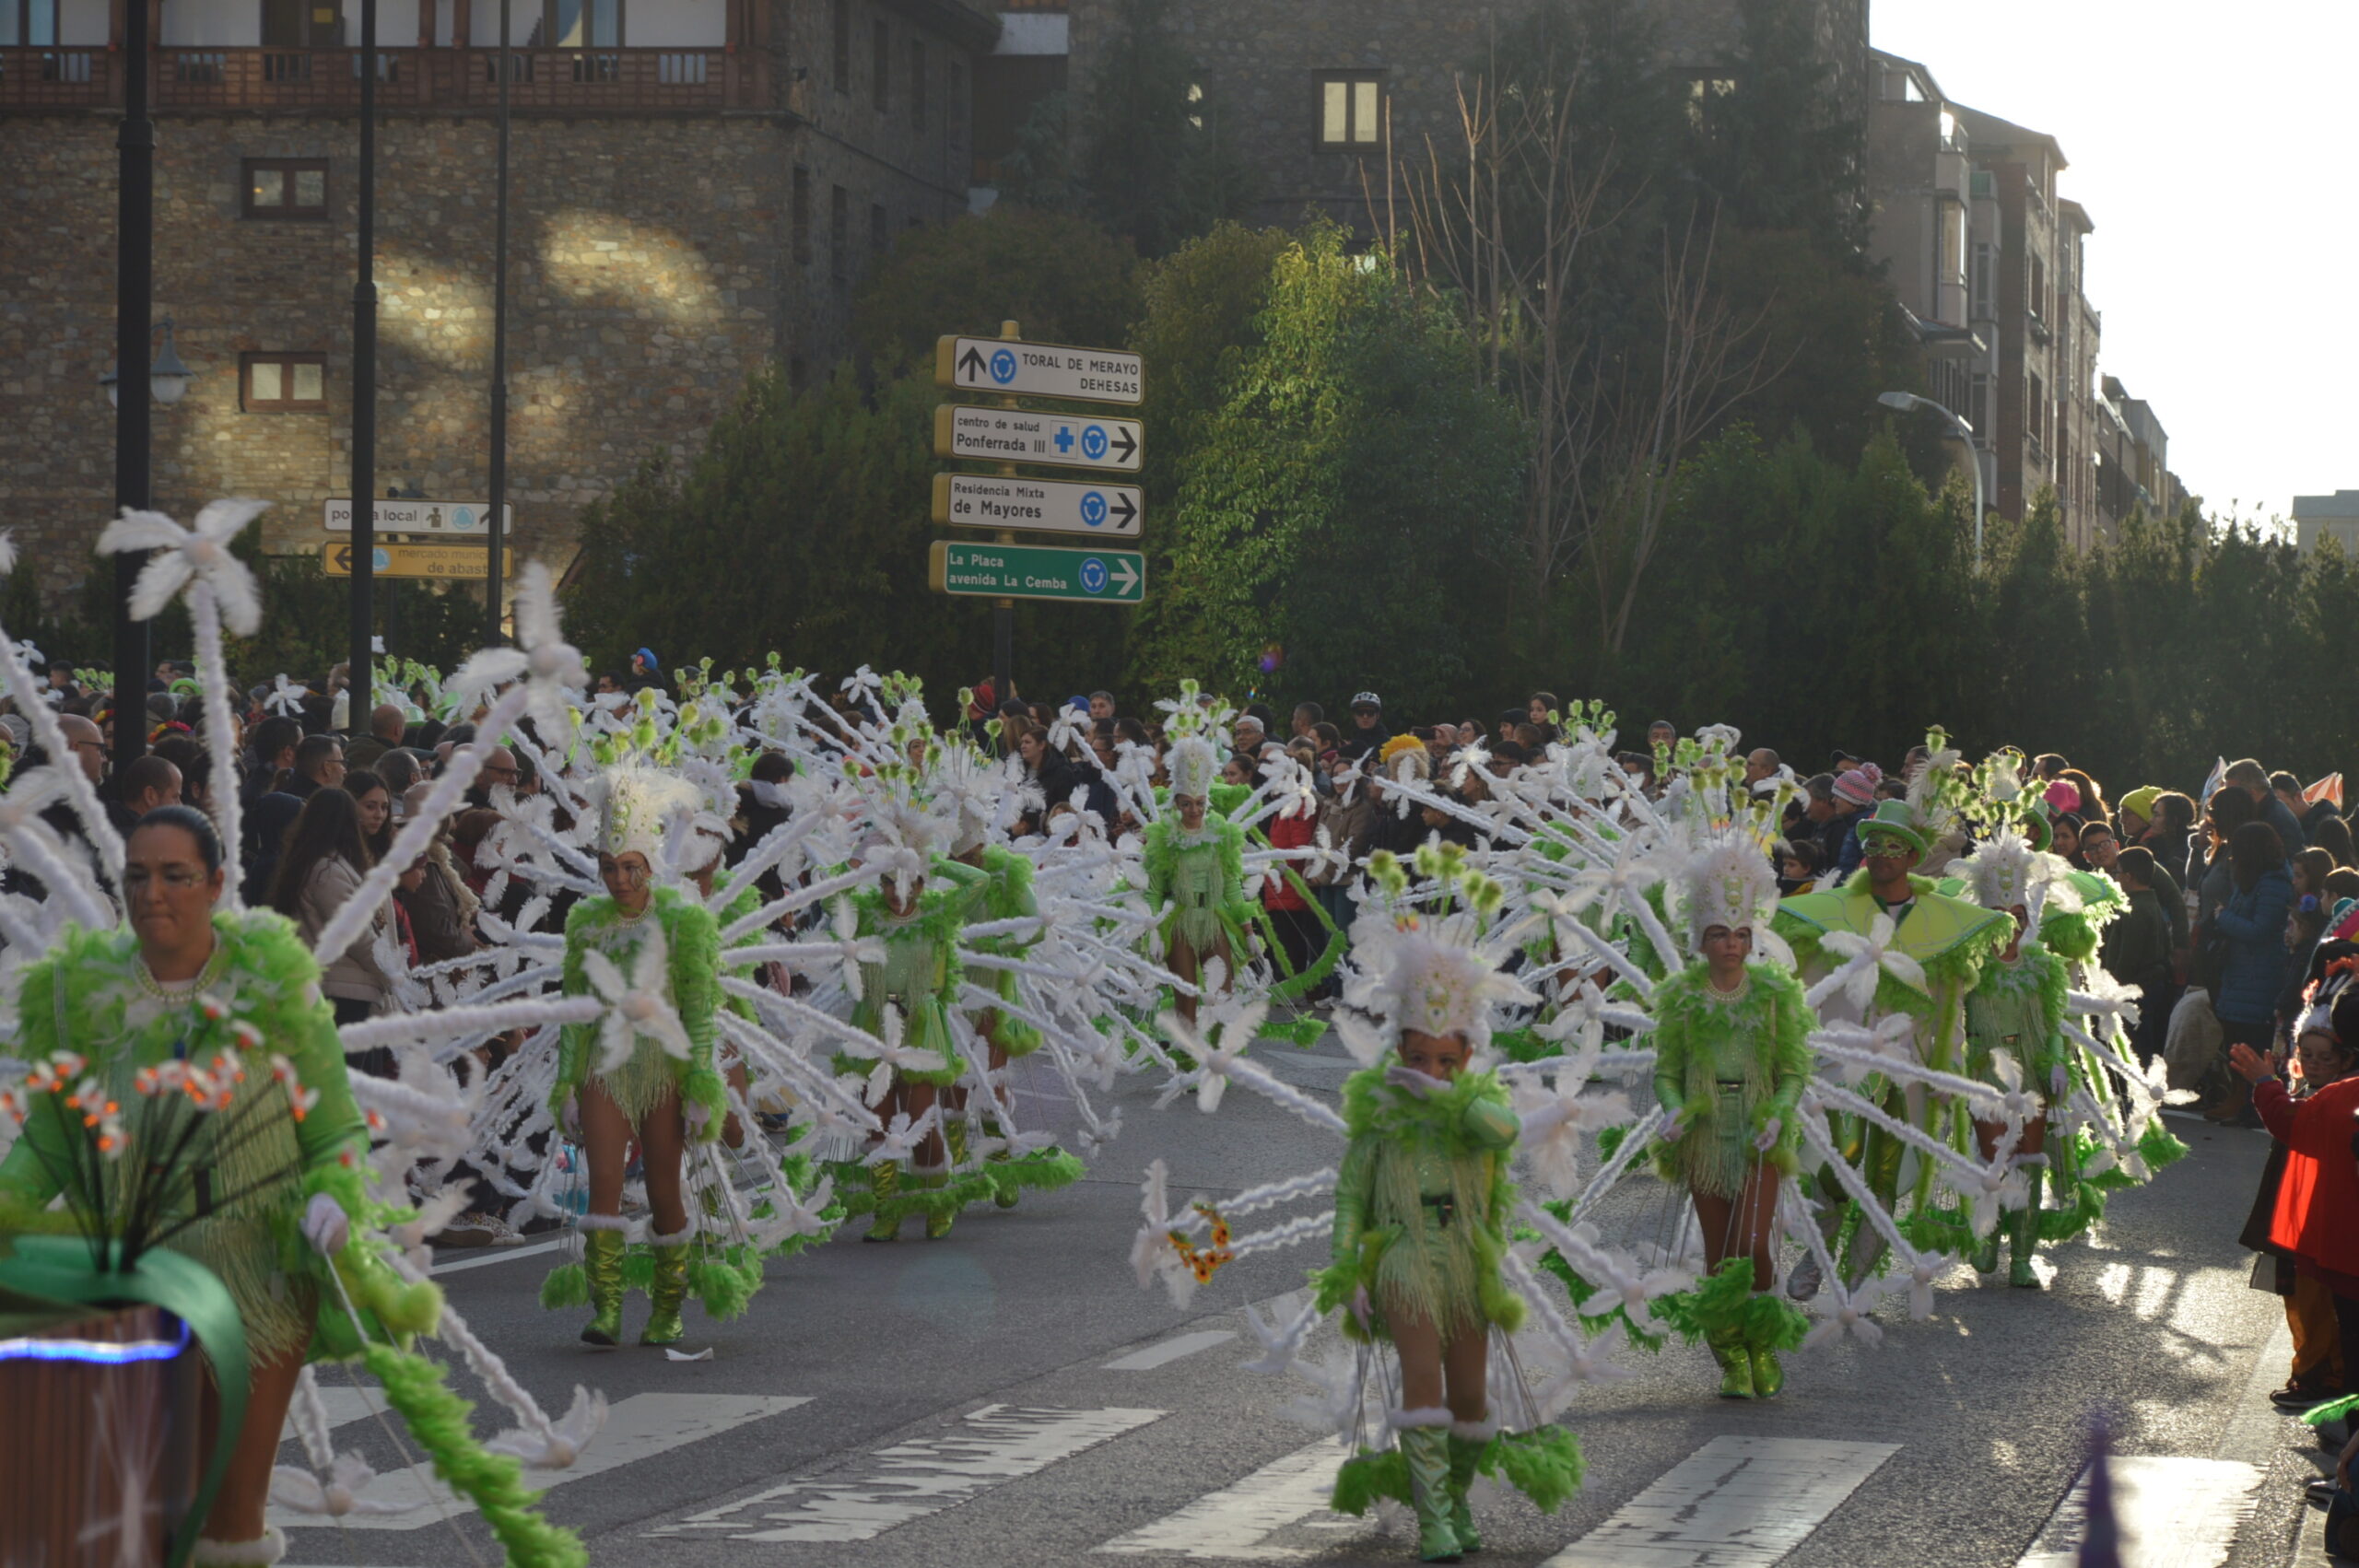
1331 1423 1585 1516
361 1340 588 1567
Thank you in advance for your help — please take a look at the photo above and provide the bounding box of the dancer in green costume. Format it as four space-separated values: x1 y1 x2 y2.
550 766 728 1348
1143 735 1257 1028
0 811 380 1564
1955 830 2073 1288
1649 837 1813 1398
1774 800 2010 1292
1317 925 1582 1562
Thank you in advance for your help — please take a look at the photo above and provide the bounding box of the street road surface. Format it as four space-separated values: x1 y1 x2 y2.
280 1025 2334 1568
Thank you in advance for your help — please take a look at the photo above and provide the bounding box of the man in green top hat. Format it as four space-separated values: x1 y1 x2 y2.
1774 800 2012 1293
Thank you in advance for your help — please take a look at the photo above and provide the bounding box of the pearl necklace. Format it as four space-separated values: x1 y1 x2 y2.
1704 971 1753 1006
135 941 226 1003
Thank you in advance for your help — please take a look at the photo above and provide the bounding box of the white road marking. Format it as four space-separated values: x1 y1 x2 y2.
1097 1439 1367 1561
649 1404 1162 1543
430 1236 567 1274
1542 1435 1901 1567
1104 1329 1238 1371
273 1392 809 1532
2013 1456 2264 1568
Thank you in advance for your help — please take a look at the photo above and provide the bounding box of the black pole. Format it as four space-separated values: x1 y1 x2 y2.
110 0 154 769
348 0 379 729
992 605 1012 716
485 0 510 645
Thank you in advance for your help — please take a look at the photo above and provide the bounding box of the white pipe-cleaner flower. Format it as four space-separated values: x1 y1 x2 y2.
97 498 269 635
580 920 692 1074
1805 913 1927 1013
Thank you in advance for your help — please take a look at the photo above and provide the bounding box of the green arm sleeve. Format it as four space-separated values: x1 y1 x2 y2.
1762 975 1811 1128
1649 1000 1688 1119
1461 1094 1520 1152
551 909 593 1119
288 965 370 1212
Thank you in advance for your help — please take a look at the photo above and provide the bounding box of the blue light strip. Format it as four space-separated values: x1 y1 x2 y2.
0 1318 191 1364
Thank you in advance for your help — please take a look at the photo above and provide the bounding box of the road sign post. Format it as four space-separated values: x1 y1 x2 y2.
934 334 1144 405
929 542 1144 604
323 541 504 579
933 474 1142 538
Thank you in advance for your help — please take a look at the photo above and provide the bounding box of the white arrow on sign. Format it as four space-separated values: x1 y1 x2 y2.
1109 556 1140 595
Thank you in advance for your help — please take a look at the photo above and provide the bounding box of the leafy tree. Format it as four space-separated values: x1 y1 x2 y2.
1129 225 1523 712
1068 0 1259 256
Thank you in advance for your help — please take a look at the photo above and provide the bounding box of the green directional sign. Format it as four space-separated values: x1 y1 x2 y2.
929 540 1145 604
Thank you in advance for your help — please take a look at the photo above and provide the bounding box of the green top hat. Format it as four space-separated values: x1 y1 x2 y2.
1855 800 1929 857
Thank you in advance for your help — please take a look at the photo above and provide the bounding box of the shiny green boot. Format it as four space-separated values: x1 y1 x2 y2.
640 1232 690 1347
1445 1428 1489 1554
1401 1425 1462 1562
1708 1327 1755 1398
579 1225 627 1347
920 1168 957 1240
1972 1218 2002 1276
2009 1168 2045 1288
863 1159 902 1242
1748 1340 1785 1399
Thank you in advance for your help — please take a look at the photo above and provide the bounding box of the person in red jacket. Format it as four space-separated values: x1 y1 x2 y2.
2231 998 2359 1434
1263 772 1322 988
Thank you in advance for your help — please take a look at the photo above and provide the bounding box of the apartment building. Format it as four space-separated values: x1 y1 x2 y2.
0 0 996 591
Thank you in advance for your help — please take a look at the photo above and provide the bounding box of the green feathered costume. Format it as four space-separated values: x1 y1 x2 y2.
0 911 371 1364
840 860 986 1089
1649 961 1813 1194
1315 1066 1584 1532
1141 815 1258 961
2 913 582 1566
551 886 727 1130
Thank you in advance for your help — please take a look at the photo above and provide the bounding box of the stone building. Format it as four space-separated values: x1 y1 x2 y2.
999 0 1868 232
0 0 996 599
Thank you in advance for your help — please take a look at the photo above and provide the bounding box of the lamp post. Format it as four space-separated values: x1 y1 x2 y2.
350 0 381 734
101 309 199 766
1879 390 1986 570
485 0 511 647
109 0 162 772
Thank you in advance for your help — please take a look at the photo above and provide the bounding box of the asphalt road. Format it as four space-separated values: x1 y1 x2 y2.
278 1028 2340 1568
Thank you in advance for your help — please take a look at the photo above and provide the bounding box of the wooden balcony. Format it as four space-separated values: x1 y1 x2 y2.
0 43 764 112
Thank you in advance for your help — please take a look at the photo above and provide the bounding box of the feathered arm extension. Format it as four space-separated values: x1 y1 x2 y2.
667 899 727 1137
188 582 248 904
1217 1052 1351 1135
338 997 600 1049
0 629 125 890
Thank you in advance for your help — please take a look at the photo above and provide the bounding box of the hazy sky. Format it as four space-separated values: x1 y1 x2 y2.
1871 2 2355 527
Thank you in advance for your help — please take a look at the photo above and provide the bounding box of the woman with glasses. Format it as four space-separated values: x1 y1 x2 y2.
546 766 727 1348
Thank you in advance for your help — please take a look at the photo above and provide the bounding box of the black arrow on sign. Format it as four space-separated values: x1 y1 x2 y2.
1109 492 1137 528
329 544 351 572
958 345 989 382
1109 426 1137 462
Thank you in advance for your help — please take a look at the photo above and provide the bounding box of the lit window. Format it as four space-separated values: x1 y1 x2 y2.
1315 72 1381 148
243 158 328 221
242 353 326 411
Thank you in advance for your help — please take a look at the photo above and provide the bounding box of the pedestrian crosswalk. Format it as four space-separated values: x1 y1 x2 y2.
280 1388 2297 1566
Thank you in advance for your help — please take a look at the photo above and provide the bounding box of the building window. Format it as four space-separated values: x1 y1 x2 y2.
1970 371 1989 437
792 165 811 265
830 0 849 93
243 158 328 221
3 0 59 44
910 38 925 129
1971 243 1994 320
2027 372 2045 444
242 353 325 411
871 202 888 263
1314 72 1382 148
829 184 848 282
260 0 339 48
872 17 889 109
535 0 619 48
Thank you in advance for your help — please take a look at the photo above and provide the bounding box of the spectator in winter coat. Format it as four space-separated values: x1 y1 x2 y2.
2205 821 2294 1121
2103 848 2176 1064
2227 758 2309 851
267 786 393 1034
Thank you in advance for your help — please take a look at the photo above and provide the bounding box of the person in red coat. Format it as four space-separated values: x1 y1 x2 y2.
1263 775 1322 987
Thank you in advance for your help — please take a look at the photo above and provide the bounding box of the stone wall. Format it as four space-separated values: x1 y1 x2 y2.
0 0 982 604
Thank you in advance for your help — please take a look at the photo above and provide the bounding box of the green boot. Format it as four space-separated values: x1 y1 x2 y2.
1748 1340 1785 1399
919 1168 957 1240
982 1117 1019 1209
1401 1425 1462 1562
1972 1219 2002 1276
863 1159 902 1242
1445 1427 1489 1554
640 1232 690 1346
579 1225 627 1347
1708 1327 1755 1398
2009 1168 2045 1288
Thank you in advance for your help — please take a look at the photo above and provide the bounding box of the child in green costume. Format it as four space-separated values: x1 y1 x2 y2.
1648 837 1813 1398
1318 925 1580 1562
1143 735 1258 1028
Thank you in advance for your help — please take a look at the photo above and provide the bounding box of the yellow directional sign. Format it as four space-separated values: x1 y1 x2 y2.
323 542 502 579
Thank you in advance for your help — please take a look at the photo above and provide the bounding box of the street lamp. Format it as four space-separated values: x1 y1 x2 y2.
100 316 196 410
1879 390 1986 570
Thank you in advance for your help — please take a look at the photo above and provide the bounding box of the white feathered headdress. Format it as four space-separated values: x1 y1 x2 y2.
859 794 953 899
1681 837 1779 954
594 766 702 866
1344 918 1535 1054
1168 735 1218 801
1952 828 2052 916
